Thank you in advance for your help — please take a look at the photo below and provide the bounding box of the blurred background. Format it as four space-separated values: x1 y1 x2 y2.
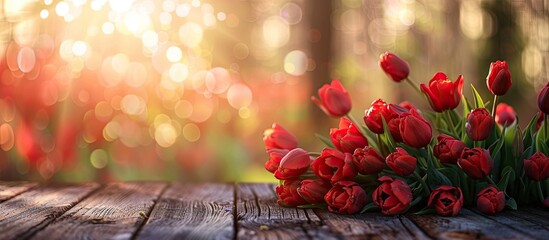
0 0 547 182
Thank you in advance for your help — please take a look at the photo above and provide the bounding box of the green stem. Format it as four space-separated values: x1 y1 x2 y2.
308 152 321 157
538 181 545 203
413 171 431 196
406 77 423 97
444 110 458 137
491 95 498 117
346 114 367 139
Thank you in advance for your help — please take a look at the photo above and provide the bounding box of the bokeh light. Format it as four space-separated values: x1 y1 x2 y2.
0 0 546 182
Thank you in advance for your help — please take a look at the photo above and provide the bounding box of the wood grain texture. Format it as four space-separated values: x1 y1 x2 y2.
31 182 166 240
408 208 535 240
236 183 337 240
315 209 430 240
0 183 99 240
135 183 234 240
0 181 38 202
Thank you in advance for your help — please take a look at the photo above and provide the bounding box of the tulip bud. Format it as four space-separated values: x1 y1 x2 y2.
457 148 493 179
434 134 466 164
265 148 290 173
386 148 417 176
274 148 311 180
330 118 368 153
353 146 385 175
312 148 357 183
476 186 505 215
486 60 512 96
538 83 549 115
399 110 432 148
373 176 413 215
276 180 308 207
263 123 298 150
524 152 549 181
311 80 352 117
379 52 410 82
466 108 494 141
428 185 464 216
297 179 332 204
324 181 367 214
420 72 464 112
495 103 516 126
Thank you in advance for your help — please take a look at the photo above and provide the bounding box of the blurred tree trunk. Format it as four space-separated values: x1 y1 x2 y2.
307 0 333 131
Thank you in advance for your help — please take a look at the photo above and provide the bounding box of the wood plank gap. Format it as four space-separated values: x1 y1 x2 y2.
21 183 105 240
232 183 238 240
468 208 549 239
0 182 39 203
130 182 170 240
30 182 167 240
399 215 434 240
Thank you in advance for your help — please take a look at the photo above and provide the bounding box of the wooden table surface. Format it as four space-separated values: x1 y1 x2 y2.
0 182 548 240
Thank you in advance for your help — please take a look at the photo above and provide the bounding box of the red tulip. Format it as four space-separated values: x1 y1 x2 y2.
399 110 432 148
263 123 298 150
538 82 549 115
428 185 464 216
544 196 549 208
399 101 418 112
363 99 393 134
312 148 357 183
311 80 352 117
476 186 505 215
265 148 289 173
297 179 332 204
434 134 466 164
274 148 311 180
420 72 464 112
524 152 549 181
353 146 385 175
379 52 410 82
486 60 512 96
276 180 308 207
324 181 367 214
373 176 413 215
330 118 368 153
495 103 516 126
466 108 494 141
386 148 417 176
457 148 493 179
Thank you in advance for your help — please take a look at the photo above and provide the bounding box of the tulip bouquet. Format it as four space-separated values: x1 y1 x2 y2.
263 52 549 216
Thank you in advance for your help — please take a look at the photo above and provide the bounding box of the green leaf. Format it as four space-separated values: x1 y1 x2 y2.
536 127 549 155
523 114 540 148
471 84 485 109
380 117 397 151
505 197 517 210
427 167 452 189
414 207 436 215
360 202 379 214
315 133 335 148
462 95 473 116
497 166 515 191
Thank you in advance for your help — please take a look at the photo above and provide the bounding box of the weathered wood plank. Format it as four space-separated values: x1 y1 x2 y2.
0 181 38 202
471 208 549 239
31 182 166 240
408 208 536 239
236 183 337 240
0 183 99 240
135 183 234 240
315 209 430 240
